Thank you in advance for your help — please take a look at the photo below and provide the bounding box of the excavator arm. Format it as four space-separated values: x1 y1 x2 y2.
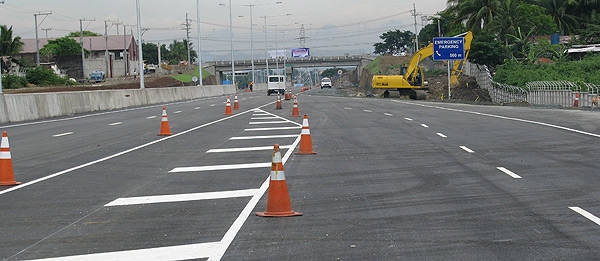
450 31 473 84
405 43 433 83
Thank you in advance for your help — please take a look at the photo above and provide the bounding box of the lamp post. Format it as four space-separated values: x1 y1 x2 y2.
135 0 144 89
196 0 203 86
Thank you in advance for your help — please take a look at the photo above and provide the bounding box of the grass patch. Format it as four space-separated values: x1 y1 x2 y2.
365 57 382 74
172 68 211 83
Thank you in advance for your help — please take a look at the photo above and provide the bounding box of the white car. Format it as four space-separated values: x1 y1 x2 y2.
321 78 332 88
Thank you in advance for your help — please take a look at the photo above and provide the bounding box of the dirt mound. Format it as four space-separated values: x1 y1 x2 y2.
5 76 186 94
427 75 492 103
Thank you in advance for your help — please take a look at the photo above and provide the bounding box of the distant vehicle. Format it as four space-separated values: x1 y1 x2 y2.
267 75 286 95
321 78 332 89
145 64 157 73
89 71 105 83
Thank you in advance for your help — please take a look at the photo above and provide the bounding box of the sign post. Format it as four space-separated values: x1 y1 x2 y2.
433 37 465 99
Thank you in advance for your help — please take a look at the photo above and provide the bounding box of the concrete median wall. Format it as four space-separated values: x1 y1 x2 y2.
0 84 236 123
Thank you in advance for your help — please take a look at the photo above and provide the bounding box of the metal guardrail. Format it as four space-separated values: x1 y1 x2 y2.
468 63 528 104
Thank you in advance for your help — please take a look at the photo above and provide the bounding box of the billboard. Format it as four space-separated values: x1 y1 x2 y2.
268 49 287 58
291 48 310 58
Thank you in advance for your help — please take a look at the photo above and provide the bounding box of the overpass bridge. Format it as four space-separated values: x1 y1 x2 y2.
205 55 376 84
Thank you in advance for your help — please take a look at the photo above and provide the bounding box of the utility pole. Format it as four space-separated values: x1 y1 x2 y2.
411 3 419 52
196 0 203 86
135 0 145 89
41 28 51 39
157 41 162 74
80 18 95 79
183 12 192 66
297 24 307 47
34 11 52 66
242 4 255 85
104 20 110 77
228 0 235 88
123 24 128 76
263 16 269 80
274 25 279 71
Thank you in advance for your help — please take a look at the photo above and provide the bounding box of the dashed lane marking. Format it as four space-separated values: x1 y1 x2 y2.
363 109 373 113
170 162 271 173
52 132 74 137
194 107 201 110
384 113 393 116
496 167 522 179
108 122 123 126
421 124 429 128
146 116 157 119
105 189 259 207
404 118 413 121
210 104 216 107
244 126 301 131
207 145 293 153
248 121 291 125
569 207 600 226
436 133 447 138
230 134 299 140
460 146 475 153
344 107 352 110
174 111 183 114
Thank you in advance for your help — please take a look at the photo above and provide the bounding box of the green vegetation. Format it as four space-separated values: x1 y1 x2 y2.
26 67 73 86
365 57 382 74
40 37 85 57
320 68 347 78
1 74 27 89
143 40 197 65
493 55 600 87
0 25 24 56
171 69 211 83
67 31 101 37
374 30 415 55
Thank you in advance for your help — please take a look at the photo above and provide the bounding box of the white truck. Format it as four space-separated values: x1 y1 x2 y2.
267 75 286 95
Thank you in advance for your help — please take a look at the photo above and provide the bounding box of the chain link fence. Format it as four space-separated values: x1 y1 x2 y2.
464 62 600 108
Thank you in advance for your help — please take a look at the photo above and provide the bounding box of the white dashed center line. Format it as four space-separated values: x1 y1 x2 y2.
384 113 393 116
344 107 352 110
421 124 429 128
496 167 522 179
210 104 216 107
174 111 183 114
436 133 447 138
569 207 600 226
363 110 373 113
194 107 201 110
459 146 475 153
108 122 123 126
52 132 74 137
146 116 157 119
404 118 413 121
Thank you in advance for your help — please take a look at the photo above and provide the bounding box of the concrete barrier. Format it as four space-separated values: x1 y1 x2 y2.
0 85 236 124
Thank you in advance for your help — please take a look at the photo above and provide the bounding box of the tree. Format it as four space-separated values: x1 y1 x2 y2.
39 37 84 57
469 31 506 67
418 11 467 46
0 25 24 56
165 40 197 64
373 30 415 55
67 31 101 37
320 68 346 78
142 42 159 64
535 0 579 34
449 0 501 33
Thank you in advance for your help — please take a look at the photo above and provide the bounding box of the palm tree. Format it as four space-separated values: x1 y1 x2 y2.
449 0 502 33
535 0 579 34
0 25 24 56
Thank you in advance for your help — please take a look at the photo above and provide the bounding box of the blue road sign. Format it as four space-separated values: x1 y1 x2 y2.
433 37 465 61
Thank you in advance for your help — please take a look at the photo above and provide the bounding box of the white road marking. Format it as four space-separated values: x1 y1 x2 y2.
460 146 475 153
404 118 413 121
384 113 393 116
496 167 522 179
363 109 373 113
248 121 290 125
25 242 221 261
210 104 216 107
244 126 301 131
174 111 182 114
230 134 299 140
395 101 600 139
207 145 293 153
436 133 447 138
252 113 270 116
170 162 271 173
194 107 201 110
569 207 600 226
108 122 123 126
208 135 301 260
421 124 429 128
252 109 303 127
52 132 74 137
105 189 259 207
344 107 352 110
146 116 157 119
0 102 273 196
251 117 279 120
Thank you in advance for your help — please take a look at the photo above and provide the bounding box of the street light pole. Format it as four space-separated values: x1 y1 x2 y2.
136 0 145 89
196 0 203 86
228 0 235 88
263 16 269 80
242 4 255 85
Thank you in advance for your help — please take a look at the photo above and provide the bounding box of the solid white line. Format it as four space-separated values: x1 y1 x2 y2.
0 96 220 129
207 145 293 153
496 167 522 179
569 207 600 226
421 124 429 128
170 162 271 173
105 189 259 207
344 107 352 110
252 113 270 116
363 109 373 113
436 133 448 138
248 121 290 125
384 113 393 116
404 118 413 121
230 134 299 140
251 117 279 120
52 132 74 137
0 103 271 196
146 116 157 119
108 122 123 126
208 135 302 261
252 109 303 127
174 111 182 114
460 146 475 153
244 126 301 131
395 101 600 139
24 242 221 261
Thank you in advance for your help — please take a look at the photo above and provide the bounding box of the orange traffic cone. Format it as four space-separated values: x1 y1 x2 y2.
225 97 233 115
256 144 303 217
0 131 21 186
158 107 172 136
292 96 300 117
574 92 580 107
234 95 240 110
297 114 316 155
276 94 282 110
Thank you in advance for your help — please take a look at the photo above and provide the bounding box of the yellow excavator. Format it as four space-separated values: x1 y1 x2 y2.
372 31 473 99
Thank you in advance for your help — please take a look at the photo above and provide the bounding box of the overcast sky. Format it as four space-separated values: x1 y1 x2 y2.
1 0 448 59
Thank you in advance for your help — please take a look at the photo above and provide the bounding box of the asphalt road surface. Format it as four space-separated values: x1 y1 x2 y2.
1 88 599 260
